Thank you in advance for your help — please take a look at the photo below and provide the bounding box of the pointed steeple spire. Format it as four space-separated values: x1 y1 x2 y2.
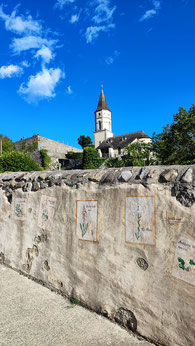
95 89 111 112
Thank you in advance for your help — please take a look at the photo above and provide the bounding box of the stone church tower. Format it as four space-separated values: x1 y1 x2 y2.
94 89 113 148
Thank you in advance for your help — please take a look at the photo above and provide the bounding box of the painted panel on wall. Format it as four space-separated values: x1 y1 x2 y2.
76 200 98 242
38 195 56 231
172 236 195 286
14 198 27 220
125 196 156 245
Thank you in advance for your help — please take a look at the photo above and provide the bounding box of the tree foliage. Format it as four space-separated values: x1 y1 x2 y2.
0 134 15 153
78 135 93 149
83 147 102 169
153 106 195 165
105 157 125 168
0 151 41 172
66 151 83 160
105 142 155 167
124 142 156 166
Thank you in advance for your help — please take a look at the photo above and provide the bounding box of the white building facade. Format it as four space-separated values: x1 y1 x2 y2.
94 89 151 158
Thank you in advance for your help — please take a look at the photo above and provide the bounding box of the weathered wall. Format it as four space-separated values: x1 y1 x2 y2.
37 136 82 159
0 166 194 346
15 135 82 160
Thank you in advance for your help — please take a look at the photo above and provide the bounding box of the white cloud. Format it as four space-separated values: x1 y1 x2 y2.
92 0 116 24
18 67 64 102
153 1 161 10
105 50 120 65
21 60 30 68
70 13 80 24
11 36 55 54
85 0 116 43
67 85 72 94
55 0 75 10
139 9 157 22
139 0 161 22
85 25 113 43
0 64 23 78
105 56 114 65
35 45 54 63
0 6 42 35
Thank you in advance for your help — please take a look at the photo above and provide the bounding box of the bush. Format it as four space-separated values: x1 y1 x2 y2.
0 151 41 172
40 149 51 170
83 147 102 169
105 157 125 168
19 140 38 153
66 151 83 160
0 134 15 153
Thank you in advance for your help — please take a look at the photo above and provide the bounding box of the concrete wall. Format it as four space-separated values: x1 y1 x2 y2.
0 165 194 346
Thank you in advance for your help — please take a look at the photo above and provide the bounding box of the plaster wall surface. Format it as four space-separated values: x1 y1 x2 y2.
0 165 194 346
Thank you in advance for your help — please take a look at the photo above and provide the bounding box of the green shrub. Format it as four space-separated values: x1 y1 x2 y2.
105 157 125 168
0 134 15 153
66 151 83 160
19 141 26 152
19 140 38 153
83 147 102 169
26 141 38 152
40 149 51 170
0 151 41 172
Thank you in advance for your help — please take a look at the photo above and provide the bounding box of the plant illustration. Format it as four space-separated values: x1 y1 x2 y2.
41 208 48 222
15 203 23 218
189 259 195 266
80 222 88 237
178 257 190 271
135 205 142 240
80 205 88 237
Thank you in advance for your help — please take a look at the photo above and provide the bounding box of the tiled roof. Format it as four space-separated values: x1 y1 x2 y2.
97 131 151 150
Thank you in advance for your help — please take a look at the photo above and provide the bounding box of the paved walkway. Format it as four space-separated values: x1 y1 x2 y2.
0 265 153 346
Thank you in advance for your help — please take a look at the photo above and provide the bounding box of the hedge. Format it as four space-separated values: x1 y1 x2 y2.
0 151 41 172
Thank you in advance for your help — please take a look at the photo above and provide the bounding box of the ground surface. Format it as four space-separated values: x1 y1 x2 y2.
0 265 154 346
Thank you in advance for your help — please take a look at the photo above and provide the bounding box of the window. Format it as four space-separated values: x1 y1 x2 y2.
118 148 121 155
99 121 102 130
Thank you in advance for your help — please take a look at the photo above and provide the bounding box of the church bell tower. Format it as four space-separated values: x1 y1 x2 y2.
94 89 113 148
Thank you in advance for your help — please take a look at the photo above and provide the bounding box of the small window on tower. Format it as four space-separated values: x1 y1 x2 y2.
99 121 102 130
99 112 101 116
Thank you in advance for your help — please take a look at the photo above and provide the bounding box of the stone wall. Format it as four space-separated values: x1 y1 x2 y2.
0 165 194 346
37 135 82 159
15 135 82 165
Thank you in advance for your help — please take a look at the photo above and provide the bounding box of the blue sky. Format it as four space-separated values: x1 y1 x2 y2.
0 0 194 148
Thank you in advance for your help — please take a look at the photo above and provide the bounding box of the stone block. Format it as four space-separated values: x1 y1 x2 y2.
160 169 178 182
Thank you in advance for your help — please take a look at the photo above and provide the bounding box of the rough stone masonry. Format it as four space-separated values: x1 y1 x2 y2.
0 165 194 346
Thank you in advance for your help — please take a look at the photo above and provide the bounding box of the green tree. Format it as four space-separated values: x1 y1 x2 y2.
78 135 93 149
0 134 15 153
0 151 41 172
123 142 155 167
83 147 102 169
153 106 195 164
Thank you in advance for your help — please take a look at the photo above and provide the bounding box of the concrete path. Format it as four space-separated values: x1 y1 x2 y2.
0 265 153 346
